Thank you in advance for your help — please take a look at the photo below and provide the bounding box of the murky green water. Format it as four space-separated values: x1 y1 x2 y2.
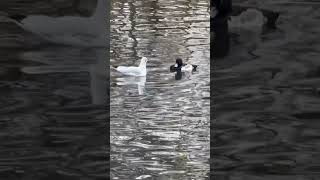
110 0 210 179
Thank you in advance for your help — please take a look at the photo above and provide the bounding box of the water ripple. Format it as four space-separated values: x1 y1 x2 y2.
110 0 210 179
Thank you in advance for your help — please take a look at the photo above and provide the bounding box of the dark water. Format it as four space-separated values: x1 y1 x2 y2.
0 1 108 179
0 0 320 179
110 0 210 179
212 0 320 179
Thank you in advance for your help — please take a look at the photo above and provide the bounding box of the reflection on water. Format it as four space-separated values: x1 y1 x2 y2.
115 76 146 95
20 48 107 105
110 0 210 179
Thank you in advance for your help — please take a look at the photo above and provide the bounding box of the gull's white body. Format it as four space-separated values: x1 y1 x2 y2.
115 57 148 76
13 0 107 47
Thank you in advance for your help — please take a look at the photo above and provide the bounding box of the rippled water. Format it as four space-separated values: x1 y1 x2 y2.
110 0 210 179
0 1 108 179
213 0 320 179
1 0 320 179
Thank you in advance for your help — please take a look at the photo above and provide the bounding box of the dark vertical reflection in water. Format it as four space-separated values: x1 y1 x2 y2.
110 0 210 179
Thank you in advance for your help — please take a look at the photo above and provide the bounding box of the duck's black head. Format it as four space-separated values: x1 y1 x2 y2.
170 58 184 72
176 58 183 67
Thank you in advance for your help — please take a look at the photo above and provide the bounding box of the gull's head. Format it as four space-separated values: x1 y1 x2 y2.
142 57 148 63
139 57 148 67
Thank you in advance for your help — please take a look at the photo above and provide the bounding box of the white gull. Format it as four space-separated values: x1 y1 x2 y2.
113 57 148 77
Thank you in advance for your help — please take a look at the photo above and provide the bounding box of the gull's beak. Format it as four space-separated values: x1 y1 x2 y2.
174 63 178 68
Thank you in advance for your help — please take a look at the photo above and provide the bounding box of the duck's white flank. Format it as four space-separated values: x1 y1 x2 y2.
181 64 193 72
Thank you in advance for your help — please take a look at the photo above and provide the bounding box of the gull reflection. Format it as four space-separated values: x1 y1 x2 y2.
115 76 146 95
89 50 107 105
20 48 107 105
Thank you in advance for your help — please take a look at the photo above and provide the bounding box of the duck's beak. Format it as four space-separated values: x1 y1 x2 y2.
174 63 178 68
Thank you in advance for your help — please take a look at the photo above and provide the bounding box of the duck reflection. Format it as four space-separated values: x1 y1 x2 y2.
174 69 195 81
175 70 183 80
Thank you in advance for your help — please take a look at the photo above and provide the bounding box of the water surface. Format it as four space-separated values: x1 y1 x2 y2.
212 0 320 179
110 0 210 179
0 1 108 179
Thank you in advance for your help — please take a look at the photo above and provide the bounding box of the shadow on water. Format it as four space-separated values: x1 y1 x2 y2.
110 0 210 179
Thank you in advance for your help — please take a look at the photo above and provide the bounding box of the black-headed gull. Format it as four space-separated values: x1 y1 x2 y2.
9 0 107 47
170 58 197 73
113 57 148 77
